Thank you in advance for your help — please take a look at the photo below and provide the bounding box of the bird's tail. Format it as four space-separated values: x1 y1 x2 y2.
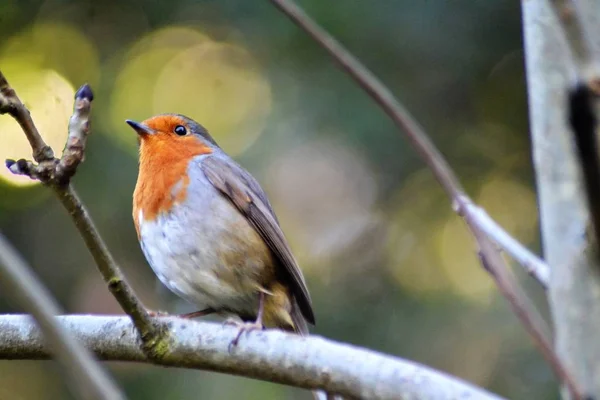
290 297 309 336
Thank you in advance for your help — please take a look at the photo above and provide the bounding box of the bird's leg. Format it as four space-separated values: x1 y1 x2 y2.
146 310 170 317
228 292 265 349
178 307 215 319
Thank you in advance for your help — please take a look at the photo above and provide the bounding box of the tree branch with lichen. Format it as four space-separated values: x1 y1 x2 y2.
0 314 506 400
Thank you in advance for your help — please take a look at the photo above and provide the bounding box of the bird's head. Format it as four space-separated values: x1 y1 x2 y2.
126 114 219 164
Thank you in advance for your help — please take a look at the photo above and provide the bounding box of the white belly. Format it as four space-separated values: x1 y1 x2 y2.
137 160 272 315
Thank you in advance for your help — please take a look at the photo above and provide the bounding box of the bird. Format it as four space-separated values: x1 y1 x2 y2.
126 113 316 343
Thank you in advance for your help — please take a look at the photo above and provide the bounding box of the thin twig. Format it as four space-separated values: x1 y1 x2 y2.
0 315 507 400
0 71 164 352
56 84 94 184
468 222 582 399
463 201 549 287
268 0 549 289
53 186 163 348
268 0 581 397
0 233 124 400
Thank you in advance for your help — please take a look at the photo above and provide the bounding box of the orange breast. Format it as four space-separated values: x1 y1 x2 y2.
133 134 212 238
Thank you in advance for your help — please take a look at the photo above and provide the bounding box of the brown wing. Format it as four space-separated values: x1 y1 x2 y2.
201 155 315 325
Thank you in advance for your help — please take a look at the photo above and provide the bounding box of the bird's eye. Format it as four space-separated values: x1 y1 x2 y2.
174 125 187 136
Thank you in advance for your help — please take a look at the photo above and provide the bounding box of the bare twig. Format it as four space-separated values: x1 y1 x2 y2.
268 0 581 397
0 71 163 353
463 201 549 287
0 233 124 400
0 315 506 400
52 186 163 350
267 0 549 289
56 84 94 183
469 222 582 399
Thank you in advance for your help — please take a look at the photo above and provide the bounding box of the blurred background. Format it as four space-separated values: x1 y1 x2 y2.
0 0 551 399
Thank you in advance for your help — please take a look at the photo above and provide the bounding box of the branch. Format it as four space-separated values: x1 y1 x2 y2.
561 0 600 79
0 233 124 400
55 84 94 183
0 71 163 352
0 315 505 400
462 201 549 287
522 0 600 398
470 225 580 398
267 0 549 289
268 0 580 397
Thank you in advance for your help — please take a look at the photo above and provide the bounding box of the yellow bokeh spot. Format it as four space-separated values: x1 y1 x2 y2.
386 170 453 294
0 22 98 188
476 176 539 241
437 217 494 303
1 22 100 88
109 26 271 156
387 170 538 303
0 65 75 186
437 175 538 302
153 42 271 155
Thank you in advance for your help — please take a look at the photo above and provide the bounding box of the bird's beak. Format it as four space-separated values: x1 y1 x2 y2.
126 120 155 136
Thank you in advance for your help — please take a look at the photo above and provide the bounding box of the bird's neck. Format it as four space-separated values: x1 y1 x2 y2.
133 140 210 234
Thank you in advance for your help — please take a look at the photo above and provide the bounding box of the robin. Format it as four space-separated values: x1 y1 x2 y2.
126 114 315 343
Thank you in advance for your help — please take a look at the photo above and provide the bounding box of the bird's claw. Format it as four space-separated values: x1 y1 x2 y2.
226 319 264 352
222 317 241 327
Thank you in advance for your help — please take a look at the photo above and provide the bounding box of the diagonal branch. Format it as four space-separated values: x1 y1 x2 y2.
51 185 163 348
267 0 549 289
0 71 163 353
460 201 549 287
0 315 506 400
267 0 581 397
0 233 124 400
466 218 581 399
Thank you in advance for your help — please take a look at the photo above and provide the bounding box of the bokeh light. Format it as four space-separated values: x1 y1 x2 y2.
387 169 539 302
386 170 452 295
438 175 538 301
0 22 98 187
265 138 378 275
109 26 271 156
1 22 100 88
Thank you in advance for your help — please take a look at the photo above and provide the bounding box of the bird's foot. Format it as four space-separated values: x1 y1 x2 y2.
147 310 169 317
224 318 264 351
